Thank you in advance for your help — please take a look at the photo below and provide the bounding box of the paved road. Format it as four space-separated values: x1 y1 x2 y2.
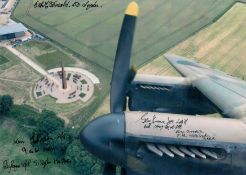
5 45 47 75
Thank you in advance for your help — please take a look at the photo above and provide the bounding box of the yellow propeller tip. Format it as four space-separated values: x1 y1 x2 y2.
125 1 139 16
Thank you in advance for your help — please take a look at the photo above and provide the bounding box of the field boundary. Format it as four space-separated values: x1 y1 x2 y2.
138 0 237 69
11 0 239 72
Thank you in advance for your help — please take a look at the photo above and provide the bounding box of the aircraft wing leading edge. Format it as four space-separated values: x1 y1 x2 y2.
165 54 246 119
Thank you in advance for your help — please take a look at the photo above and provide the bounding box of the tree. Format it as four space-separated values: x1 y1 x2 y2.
48 128 76 156
37 109 65 133
65 140 103 175
0 95 13 114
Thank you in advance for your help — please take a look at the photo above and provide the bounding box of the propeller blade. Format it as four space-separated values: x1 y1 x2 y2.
110 1 139 113
103 163 116 175
128 65 137 82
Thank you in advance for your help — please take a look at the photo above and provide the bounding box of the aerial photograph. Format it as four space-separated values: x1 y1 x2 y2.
0 0 245 175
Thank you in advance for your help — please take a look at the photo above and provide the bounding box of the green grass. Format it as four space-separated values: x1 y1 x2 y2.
81 79 87 84
0 56 9 65
0 48 21 72
36 51 72 69
12 0 236 71
79 93 86 98
16 41 76 70
0 47 41 106
170 2 246 78
33 95 85 117
36 91 42 97
140 2 246 79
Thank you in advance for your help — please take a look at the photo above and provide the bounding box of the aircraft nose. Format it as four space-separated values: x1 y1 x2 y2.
80 113 125 166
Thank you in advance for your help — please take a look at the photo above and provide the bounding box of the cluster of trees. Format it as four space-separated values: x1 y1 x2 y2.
36 111 103 174
1 94 103 175
66 140 103 174
37 110 103 174
0 95 13 115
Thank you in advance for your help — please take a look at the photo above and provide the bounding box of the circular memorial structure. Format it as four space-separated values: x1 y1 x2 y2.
34 66 100 104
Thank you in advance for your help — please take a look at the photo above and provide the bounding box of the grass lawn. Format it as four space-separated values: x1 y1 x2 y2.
0 47 41 105
79 92 86 98
16 41 76 70
36 91 42 97
13 0 236 71
36 50 72 69
0 55 9 65
0 48 21 72
170 2 246 78
81 79 87 84
139 2 246 78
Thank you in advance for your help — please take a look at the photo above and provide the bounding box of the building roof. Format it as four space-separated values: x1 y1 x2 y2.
0 23 28 35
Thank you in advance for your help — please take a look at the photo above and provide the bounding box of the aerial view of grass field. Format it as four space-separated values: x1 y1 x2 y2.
17 41 77 69
0 47 41 103
13 0 237 71
0 55 9 65
0 0 245 174
139 2 246 78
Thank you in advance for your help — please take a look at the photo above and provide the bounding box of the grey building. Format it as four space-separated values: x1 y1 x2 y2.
0 23 28 40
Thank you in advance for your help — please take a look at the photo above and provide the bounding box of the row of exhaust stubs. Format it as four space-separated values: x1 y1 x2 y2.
139 84 170 91
146 143 224 160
